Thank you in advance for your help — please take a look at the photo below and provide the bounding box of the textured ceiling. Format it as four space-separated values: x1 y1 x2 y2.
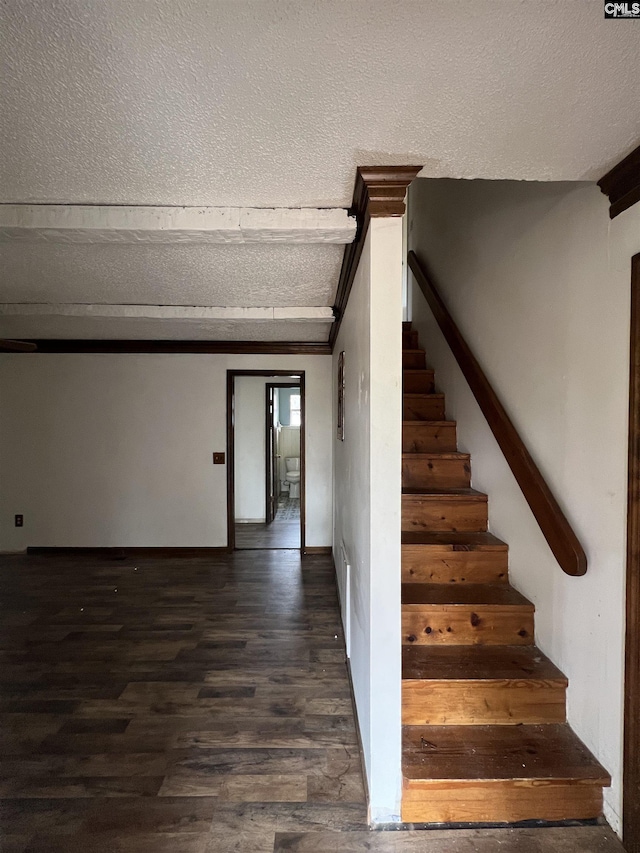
2 0 640 208
0 242 343 307
2 0 640 342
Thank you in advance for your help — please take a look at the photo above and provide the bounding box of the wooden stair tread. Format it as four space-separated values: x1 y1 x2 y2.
402 724 610 783
403 420 456 426
403 392 444 399
402 531 506 548
402 645 566 682
402 452 470 461
402 488 487 499
402 583 532 607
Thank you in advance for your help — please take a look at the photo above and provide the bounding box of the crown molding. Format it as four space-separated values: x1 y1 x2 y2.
354 166 423 218
598 143 640 219
329 165 422 349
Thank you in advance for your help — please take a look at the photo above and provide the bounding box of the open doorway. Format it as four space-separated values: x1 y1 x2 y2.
227 370 305 551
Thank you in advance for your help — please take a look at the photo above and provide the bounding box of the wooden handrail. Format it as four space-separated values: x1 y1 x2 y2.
408 250 587 577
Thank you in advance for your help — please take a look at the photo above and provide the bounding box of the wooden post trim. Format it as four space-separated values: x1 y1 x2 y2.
329 166 422 350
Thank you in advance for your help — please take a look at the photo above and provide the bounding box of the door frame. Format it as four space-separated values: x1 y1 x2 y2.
625 253 640 852
226 370 306 552
265 382 302 525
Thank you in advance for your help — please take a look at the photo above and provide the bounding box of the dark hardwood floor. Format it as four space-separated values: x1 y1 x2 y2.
235 497 301 549
0 550 625 853
0 550 365 852
234 522 300 549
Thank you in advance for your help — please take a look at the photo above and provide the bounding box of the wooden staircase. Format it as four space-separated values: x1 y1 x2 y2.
401 321 610 824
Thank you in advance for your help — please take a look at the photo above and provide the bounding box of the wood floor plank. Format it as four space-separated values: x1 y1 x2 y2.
273 827 625 852
0 551 366 851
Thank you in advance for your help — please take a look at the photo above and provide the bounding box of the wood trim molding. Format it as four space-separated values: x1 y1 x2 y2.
354 166 423 218
19 340 332 355
329 165 422 350
300 372 307 554
598 143 640 219
408 250 587 577
624 253 640 852
226 369 306 553
227 371 236 552
26 547 227 557
302 546 332 555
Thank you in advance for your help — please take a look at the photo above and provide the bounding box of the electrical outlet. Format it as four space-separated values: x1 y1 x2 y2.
15 514 23 527
213 452 225 465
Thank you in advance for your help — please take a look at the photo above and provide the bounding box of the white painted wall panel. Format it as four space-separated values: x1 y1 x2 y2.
234 377 267 522
334 233 372 796
0 354 332 549
333 218 403 823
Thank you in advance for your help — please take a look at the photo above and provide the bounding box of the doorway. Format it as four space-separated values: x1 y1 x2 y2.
227 370 305 551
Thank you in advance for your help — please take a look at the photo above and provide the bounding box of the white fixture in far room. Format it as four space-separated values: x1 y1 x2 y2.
285 457 301 499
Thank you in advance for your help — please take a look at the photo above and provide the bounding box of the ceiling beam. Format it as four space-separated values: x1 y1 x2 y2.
0 205 356 244
0 304 334 322
19 341 333 355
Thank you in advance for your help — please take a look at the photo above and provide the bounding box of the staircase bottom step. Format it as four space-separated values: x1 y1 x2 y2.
402 724 610 824
401 778 605 824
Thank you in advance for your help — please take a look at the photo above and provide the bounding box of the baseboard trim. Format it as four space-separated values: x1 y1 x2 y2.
302 546 332 555
26 546 227 558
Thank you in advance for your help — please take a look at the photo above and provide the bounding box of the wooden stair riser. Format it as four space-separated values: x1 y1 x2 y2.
402 680 566 726
403 395 446 420
403 350 427 370
403 370 435 394
403 422 457 453
402 455 471 491
402 494 488 533
402 545 508 583
403 330 419 349
402 604 534 645
401 780 605 824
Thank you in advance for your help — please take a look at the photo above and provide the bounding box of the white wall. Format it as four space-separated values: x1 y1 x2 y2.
408 178 640 833
333 218 404 823
234 376 267 522
0 353 332 549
